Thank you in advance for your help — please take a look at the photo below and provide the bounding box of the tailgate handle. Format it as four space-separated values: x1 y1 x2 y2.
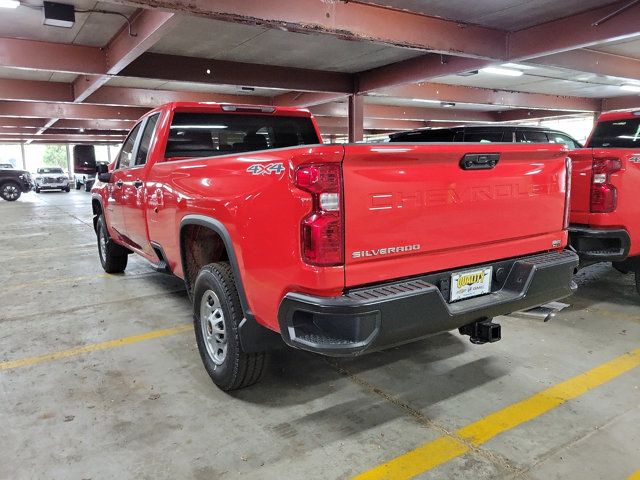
460 153 500 170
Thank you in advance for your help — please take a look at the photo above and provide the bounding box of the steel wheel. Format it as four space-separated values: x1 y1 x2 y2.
98 225 108 264
2 183 20 201
200 289 227 366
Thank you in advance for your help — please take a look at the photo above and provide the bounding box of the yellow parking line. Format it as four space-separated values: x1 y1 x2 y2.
628 469 640 480
0 324 192 371
354 348 640 480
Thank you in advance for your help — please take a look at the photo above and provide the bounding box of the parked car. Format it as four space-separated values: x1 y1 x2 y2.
34 167 70 193
0 166 33 201
91 102 578 391
567 110 640 293
389 125 582 148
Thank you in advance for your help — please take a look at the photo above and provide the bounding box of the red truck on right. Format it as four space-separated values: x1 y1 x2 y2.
568 110 640 293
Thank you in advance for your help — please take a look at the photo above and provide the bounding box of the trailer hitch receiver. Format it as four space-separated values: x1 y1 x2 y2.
459 318 501 344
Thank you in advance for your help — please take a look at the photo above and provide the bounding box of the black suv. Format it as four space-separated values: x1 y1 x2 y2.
0 166 33 201
389 125 582 148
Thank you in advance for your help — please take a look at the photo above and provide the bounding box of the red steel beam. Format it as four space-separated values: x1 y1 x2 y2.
0 127 122 136
602 95 640 111
0 134 125 141
86 86 267 107
316 116 426 131
494 109 589 122
0 118 45 128
0 79 73 103
311 102 496 122
529 49 640 82
273 92 349 108
378 83 601 112
348 95 364 142
121 53 354 93
0 37 105 74
0 101 149 121
508 0 640 60
55 118 136 130
73 10 180 102
358 55 493 92
104 0 506 59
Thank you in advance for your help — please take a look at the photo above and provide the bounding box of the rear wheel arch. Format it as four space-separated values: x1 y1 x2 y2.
91 196 104 232
179 215 283 353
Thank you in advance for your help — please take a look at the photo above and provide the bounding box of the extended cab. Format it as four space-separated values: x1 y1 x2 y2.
92 102 578 391
568 110 640 293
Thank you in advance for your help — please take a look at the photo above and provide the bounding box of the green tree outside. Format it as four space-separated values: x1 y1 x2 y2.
42 145 68 170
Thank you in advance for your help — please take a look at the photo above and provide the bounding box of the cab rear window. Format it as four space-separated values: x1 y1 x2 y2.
165 112 320 158
589 119 640 148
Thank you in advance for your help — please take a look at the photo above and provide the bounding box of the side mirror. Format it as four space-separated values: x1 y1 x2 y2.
96 163 112 183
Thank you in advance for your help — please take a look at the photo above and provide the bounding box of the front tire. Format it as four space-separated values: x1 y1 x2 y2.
193 262 267 391
1 182 21 201
96 215 128 273
35 186 41 193
64 185 70 192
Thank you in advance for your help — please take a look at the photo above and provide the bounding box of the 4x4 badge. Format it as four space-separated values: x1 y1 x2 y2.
247 163 285 175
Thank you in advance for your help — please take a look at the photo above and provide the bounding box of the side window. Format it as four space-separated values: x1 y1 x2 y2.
116 123 143 170
549 133 578 149
464 132 504 142
136 114 160 166
523 131 549 143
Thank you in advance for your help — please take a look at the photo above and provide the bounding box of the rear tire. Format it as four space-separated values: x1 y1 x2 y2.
193 262 267 391
75 180 81 190
1 181 21 201
96 215 128 273
85 181 92 192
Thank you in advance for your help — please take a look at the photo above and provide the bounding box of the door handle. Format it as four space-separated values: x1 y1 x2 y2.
115 180 123 188
134 179 143 188
460 153 500 170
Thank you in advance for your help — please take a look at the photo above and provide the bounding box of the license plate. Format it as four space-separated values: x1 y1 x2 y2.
450 267 493 302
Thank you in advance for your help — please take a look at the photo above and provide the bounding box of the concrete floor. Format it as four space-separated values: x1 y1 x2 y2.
1 190 639 480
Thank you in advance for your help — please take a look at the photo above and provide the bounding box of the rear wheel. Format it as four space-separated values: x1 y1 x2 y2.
193 262 267 391
85 181 92 192
1 182 21 201
75 180 81 190
96 215 128 273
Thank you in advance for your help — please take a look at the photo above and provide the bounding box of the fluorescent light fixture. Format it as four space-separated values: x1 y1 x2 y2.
501 63 534 70
481 66 524 77
441 102 456 108
0 0 20 8
411 98 440 104
620 84 640 92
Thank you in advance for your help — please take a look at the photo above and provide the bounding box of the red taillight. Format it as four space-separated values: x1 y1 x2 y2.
295 164 343 266
590 157 621 213
564 157 572 229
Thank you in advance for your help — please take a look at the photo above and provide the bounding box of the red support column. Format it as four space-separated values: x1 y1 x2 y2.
348 94 364 143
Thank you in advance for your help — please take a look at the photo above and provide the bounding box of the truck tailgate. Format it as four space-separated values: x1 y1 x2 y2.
342 143 569 287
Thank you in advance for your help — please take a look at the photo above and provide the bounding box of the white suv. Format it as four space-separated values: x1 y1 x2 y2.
34 167 70 193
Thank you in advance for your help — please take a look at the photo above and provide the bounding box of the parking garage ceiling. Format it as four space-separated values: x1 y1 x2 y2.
0 0 639 143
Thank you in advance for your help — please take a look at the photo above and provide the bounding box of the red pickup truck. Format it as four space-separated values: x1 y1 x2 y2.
92 102 578 390
568 110 640 293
